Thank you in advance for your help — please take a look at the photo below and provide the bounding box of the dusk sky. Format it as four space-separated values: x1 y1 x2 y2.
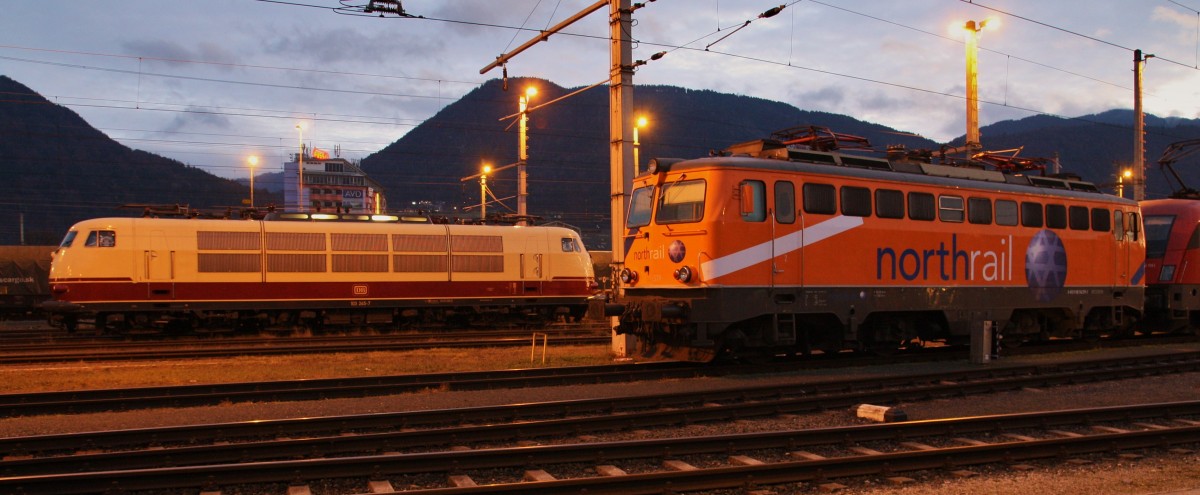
4 0 1200 179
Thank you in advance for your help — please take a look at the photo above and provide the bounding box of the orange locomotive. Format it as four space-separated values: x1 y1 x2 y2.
611 133 1145 362
45 213 595 333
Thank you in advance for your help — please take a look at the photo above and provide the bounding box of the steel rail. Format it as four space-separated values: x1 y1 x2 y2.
2 353 1198 477
1 401 1196 494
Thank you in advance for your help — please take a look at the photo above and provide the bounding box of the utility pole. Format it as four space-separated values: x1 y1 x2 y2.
1133 49 1152 201
608 0 636 355
479 0 635 356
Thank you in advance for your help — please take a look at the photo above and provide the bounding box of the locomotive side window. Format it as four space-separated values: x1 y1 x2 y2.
627 186 654 228
995 200 1018 226
875 189 904 219
907 192 935 221
1068 206 1090 231
840 186 871 217
1045 204 1067 229
740 180 767 222
967 197 992 224
774 181 796 224
84 230 116 248
1021 202 1043 228
1129 212 1141 241
1091 208 1111 232
938 195 965 223
802 183 836 215
656 179 706 224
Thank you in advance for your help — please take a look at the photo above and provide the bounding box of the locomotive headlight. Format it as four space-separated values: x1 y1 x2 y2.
673 265 693 283
619 267 638 285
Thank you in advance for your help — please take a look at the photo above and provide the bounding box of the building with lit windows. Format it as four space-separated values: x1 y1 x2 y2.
283 146 387 214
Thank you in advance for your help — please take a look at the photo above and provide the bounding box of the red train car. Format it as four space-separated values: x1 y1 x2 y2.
45 213 595 333
1142 199 1200 331
610 138 1145 362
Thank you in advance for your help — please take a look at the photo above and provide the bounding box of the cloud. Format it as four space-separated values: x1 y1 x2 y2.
261 25 445 68
122 40 239 68
162 105 233 133
1152 6 1196 28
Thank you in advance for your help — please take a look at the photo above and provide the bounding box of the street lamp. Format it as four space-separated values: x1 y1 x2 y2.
480 163 492 221
518 86 537 225
247 155 259 208
1117 168 1133 198
295 124 305 212
633 115 648 174
963 18 997 152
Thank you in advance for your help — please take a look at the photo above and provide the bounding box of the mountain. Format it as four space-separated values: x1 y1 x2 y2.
967 110 1200 196
0 75 279 245
6 73 1200 248
360 78 938 248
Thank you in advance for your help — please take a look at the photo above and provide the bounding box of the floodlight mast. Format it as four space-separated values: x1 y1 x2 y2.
479 0 636 356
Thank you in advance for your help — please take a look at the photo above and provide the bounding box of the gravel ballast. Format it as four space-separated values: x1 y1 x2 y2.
0 343 1198 494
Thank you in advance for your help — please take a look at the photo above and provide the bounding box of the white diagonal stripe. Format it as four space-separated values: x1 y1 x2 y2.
700 216 864 280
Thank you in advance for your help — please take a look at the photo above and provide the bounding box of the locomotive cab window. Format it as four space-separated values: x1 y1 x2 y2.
841 186 872 217
627 186 654 228
84 230 116 248
656 179 706 224
59 230 78 248
802 183 836 215
774 181 796 224
1114 210 1124 241
875 189 904 219
1144 215 1175 259
938 195 964 222
561 238 581 252
907 192 935 221
740 180 767 222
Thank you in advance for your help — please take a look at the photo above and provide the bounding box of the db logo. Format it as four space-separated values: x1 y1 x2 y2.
353 285 369 296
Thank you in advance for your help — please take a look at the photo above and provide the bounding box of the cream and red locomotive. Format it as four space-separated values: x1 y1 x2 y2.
45 213 595 333
610 130 1145 362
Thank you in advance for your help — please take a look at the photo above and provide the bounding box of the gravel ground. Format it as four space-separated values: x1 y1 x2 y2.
1 342 1199 494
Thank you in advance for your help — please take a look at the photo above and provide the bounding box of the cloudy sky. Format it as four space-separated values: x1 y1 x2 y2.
4 0 1200 179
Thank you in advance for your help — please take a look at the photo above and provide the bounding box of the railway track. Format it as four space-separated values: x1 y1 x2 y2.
0 352 1197 493
0 327 608 364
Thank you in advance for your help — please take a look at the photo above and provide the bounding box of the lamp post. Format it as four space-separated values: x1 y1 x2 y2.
633 115 647 174
518 86 537 225
480 163 492 221
247 155 259 208
963 18 996 152
295 124 305 212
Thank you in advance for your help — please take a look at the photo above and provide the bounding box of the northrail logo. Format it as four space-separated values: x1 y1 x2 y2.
875 234 1014 282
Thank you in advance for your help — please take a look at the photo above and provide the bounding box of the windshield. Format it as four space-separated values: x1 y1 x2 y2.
1144 215 1175 259
656 179 706 224
58 230 78 248
627 186 654 228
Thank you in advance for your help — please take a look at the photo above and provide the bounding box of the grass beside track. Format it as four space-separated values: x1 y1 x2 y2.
0 344 616 394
